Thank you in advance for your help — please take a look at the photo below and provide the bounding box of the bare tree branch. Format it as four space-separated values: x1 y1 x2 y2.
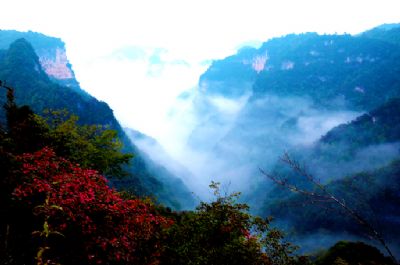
261 152 398 264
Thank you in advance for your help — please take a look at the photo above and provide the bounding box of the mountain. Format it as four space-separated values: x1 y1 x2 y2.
0 31 194 209
319 97 400 157
200 27 400 108
259 96 400 207
124 128 196 209
263 159 400 250
282 97 400 181
361 23 400 46
245 96 400 257
251 32 400 109
198 46 260 97
0 38 111 127
125 128 196 186
180 24 400 198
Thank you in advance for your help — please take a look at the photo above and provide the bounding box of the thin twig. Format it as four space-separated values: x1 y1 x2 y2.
261 152 398 264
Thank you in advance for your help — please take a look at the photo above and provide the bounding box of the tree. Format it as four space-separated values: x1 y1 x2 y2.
1 85 132 177
43 110 132 177
160 182 302 265
0 83 141 264
13 147 172 265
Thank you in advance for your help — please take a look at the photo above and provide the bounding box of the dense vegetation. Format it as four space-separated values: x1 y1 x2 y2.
320 97 400 148
0 88 164 264
251 33 400 110
361 23 400 47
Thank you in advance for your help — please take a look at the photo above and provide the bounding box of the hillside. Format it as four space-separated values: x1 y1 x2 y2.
362 23 400 46
264 159 400 248
251 32 400 109
291 97 400 180
0 31 194 209
320 97 400 152
254 97 400 255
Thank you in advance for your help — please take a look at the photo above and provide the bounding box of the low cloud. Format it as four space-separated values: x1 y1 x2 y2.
151 93 363 201
308 142 400 182
75 46 208 143
291 110 362 145
209 93 251 115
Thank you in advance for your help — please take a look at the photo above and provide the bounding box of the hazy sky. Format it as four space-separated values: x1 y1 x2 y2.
0 0 399 143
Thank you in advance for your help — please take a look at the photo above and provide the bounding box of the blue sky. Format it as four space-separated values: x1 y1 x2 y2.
0 0 399 143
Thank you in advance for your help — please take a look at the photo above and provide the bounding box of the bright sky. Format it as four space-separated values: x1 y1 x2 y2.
0 0 399 144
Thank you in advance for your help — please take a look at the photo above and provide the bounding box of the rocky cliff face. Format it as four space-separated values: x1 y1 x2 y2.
39 47 74 79
36 46 83 94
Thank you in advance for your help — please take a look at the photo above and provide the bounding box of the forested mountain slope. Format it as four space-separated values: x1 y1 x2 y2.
257 98 400 253
0 32 194 209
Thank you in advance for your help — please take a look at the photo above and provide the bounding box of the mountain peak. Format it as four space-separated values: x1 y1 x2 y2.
2 38 46 79
9 38 40 61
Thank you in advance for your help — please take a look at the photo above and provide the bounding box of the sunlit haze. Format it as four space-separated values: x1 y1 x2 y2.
1 0 399 155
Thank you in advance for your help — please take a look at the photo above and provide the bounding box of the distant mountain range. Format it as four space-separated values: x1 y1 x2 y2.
0 30 195 209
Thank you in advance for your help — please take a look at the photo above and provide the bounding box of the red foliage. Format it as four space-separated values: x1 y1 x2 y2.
13 147 172 264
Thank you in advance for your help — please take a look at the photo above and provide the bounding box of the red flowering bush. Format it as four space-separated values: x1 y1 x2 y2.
13 147 172 264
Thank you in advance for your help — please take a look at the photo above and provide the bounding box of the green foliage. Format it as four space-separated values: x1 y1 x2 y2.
160 182 301 265
43 110 132 177
1 88 132 178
